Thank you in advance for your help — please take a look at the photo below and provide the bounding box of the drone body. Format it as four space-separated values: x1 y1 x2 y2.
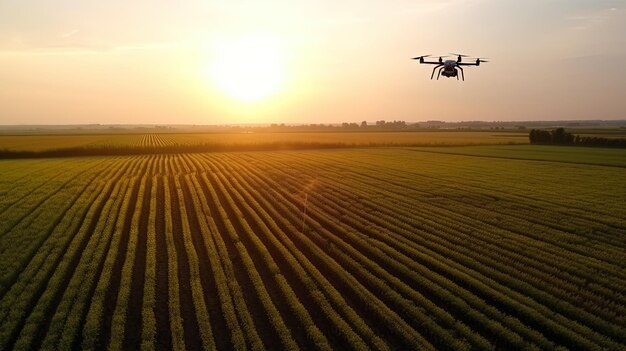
412 54 488 81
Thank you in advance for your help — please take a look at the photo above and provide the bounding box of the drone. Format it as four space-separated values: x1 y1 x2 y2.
412 53 488 81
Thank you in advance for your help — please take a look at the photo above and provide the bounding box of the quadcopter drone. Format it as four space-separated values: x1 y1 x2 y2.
412 53 488 81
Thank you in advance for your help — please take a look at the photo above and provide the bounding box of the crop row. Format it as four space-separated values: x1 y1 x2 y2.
219 153 619 350
0 148 623 350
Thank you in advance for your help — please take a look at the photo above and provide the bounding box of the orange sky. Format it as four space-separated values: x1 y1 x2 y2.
1 1 625 125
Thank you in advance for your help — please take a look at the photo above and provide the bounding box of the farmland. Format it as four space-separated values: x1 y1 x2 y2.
0 140 625 350
0 131 527 153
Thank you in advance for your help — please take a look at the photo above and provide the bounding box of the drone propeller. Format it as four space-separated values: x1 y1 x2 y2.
411 55 430 62
450 53 471 63
411 55 431 63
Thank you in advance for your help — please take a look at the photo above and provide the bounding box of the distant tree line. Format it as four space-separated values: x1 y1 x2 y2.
529 128 626 148
267 120 409 131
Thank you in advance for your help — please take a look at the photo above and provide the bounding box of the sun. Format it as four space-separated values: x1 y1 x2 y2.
208 33 286 103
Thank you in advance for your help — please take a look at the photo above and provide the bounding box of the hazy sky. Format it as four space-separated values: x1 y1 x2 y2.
1 0 625 125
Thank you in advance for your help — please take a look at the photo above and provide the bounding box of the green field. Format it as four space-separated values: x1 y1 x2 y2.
0 143 625 350
0 131 527 153
414 144 626 167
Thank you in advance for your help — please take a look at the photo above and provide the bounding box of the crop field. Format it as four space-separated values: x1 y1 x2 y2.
0 131 527 153
414 145 626 167
0 145 625 350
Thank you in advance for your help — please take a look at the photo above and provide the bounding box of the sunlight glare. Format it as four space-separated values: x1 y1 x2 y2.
208 33 286 103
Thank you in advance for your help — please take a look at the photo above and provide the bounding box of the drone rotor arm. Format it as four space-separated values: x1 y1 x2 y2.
420 61 444 65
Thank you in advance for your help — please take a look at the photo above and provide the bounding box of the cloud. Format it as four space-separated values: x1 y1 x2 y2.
0 31 176 56
397 0 483 15
60 29 78 39
564 5 624 30
0 45 175 56
537 4 626 60
319 16 370 26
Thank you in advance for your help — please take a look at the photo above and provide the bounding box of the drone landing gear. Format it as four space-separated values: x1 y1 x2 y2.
436 67 444 80
457 66 465 81
430 64 443 80
430 66 465 81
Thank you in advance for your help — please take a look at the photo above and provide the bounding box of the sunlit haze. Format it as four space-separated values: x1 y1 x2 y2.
206 33 287 103
1 0 625 125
